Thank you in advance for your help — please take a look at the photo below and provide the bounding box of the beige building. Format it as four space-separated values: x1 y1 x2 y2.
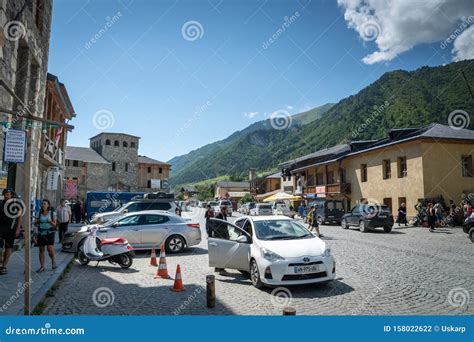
215 181 250 201
137 155 171 192
280 124 474 217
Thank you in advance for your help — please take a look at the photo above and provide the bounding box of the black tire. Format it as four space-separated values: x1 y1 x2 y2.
383 226 393 233
469 229 474 243
77 250 90 266
250 259 263 288
165 235 186 254
118 253 133 269
359 220 369 233
341 219 349 229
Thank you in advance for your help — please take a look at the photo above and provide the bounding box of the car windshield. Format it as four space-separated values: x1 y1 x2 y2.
221 201 231 206
361 204 390 214
258 205 272 209
209 201 218 206
112 204 125 212
253 220 312 240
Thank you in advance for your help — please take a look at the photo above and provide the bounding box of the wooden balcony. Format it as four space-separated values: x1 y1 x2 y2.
326 182 351 194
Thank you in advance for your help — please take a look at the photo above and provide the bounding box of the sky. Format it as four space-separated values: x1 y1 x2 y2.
48 0 474 162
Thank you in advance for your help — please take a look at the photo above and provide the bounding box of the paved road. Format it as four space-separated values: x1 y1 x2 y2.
42 208 473 315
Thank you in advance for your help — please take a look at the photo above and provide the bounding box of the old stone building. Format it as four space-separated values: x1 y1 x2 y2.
0 0 53 202
66 132 171 197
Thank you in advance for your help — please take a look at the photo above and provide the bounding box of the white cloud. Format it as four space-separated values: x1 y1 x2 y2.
286 105 294 110
244 111 259 118
338 0 474 64
452 25 474 61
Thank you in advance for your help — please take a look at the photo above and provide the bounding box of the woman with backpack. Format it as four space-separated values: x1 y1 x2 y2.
34 199 57 272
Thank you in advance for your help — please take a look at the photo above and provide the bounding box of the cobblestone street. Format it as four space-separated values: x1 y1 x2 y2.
42 208 473 315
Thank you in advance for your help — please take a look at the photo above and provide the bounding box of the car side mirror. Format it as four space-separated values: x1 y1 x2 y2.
123 209 128 213
112 222 119 228
236 235 249 243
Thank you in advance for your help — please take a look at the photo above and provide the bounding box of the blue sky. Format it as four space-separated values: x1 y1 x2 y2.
49 0 471 162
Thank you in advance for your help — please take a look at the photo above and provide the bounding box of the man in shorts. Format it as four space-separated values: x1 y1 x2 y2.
0 188 22 275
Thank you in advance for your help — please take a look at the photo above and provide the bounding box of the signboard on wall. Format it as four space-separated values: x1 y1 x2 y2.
316 186 326 198
46 167 60 190
4 129 26 163
65 179 78 199
150 179 161 189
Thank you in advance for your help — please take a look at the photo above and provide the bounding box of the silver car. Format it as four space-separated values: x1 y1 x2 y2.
250 203 273 216
62 211 201 254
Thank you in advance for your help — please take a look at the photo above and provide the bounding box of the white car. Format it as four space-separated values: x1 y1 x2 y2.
272 202 296 218
214 200 233 216
208 216 336 288
250 203 273 216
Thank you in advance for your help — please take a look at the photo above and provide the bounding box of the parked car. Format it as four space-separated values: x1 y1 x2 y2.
214 200 233 216
240 202 256 215
62 211 201 253
91 199 177 224
341 204 394 232
272 202 296 218
462 215 474 242
250 203 273 216
308 199 346 225
208 216 336 288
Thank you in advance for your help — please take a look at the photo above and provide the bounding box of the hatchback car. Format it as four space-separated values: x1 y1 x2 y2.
62 211 201 253
208 216 336 288
250 203 273 216
341 204 394 232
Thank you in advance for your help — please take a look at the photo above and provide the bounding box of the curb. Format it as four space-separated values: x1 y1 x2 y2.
15 252 75 315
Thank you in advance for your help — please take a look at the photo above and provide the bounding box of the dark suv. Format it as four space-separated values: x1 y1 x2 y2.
309 199 346 225
462 216 474 242
341 204 394 233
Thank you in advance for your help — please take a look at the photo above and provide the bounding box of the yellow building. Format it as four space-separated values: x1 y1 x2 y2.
280 124 474 217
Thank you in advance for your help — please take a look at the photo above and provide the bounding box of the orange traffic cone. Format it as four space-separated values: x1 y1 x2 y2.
154 244 171 279
150 247 158 267
170 264 185 292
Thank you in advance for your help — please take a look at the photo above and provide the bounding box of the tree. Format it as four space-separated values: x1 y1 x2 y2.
240 193 255 204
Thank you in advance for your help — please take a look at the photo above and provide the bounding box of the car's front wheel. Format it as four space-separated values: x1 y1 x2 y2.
341 219 349 229
166 235 186 253
383 226 393 233
250 259 263 288
469 228 474 243
359 220 369 233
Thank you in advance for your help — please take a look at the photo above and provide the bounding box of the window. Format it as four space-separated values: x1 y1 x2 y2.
327 171 335 184
383 159 391 179
125 163 129 172
123 141 128 147
147 180 151 188
361 164 367 182
316 173 324 185
397 157 407 178
115 215 140 227
340 168 346 183
112 162 116 171
139 202 172 211
147 167 151 173
72 160 79 167
142 215 170 225
159 167 163 174
383 198 393 213
114 140 119 146
307 173 315 186
131 142 136 148
462 155 473 177
106 139 111 145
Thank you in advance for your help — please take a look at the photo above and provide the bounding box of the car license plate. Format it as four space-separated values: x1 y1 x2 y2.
293 265 319 274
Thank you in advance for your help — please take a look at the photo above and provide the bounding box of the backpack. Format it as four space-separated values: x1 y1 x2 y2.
37 210 57 231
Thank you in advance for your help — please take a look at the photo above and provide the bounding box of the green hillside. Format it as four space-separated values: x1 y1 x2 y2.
170 60 474 187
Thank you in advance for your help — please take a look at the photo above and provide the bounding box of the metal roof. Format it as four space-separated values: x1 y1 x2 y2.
138 155 170 166
65 146 110 164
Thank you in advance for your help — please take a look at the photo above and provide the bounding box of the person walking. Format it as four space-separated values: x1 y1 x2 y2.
56 199 71 243
397 202 408 227
73 200 82 224
34 199 57 272
204 204 215 236
309 207 323 237
212 206 229 275
0 188 22 275
427 202 437 233
307 205 314 230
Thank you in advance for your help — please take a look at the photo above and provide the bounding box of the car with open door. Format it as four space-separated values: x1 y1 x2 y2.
207 216 336 288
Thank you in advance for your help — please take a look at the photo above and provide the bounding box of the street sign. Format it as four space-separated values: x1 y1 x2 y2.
4 129 26 163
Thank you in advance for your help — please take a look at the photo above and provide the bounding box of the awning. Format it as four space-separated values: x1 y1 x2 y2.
263 192 302 202
228 192 250 198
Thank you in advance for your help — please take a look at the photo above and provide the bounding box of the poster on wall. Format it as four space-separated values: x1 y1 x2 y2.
4 129 26 163
46 167 60 190
150 179 161 189
65 179 78 199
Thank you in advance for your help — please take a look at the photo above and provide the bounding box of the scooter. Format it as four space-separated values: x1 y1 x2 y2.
77 226 134 269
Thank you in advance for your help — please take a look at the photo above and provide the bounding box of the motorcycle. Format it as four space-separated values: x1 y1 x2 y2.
77 225 134 269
